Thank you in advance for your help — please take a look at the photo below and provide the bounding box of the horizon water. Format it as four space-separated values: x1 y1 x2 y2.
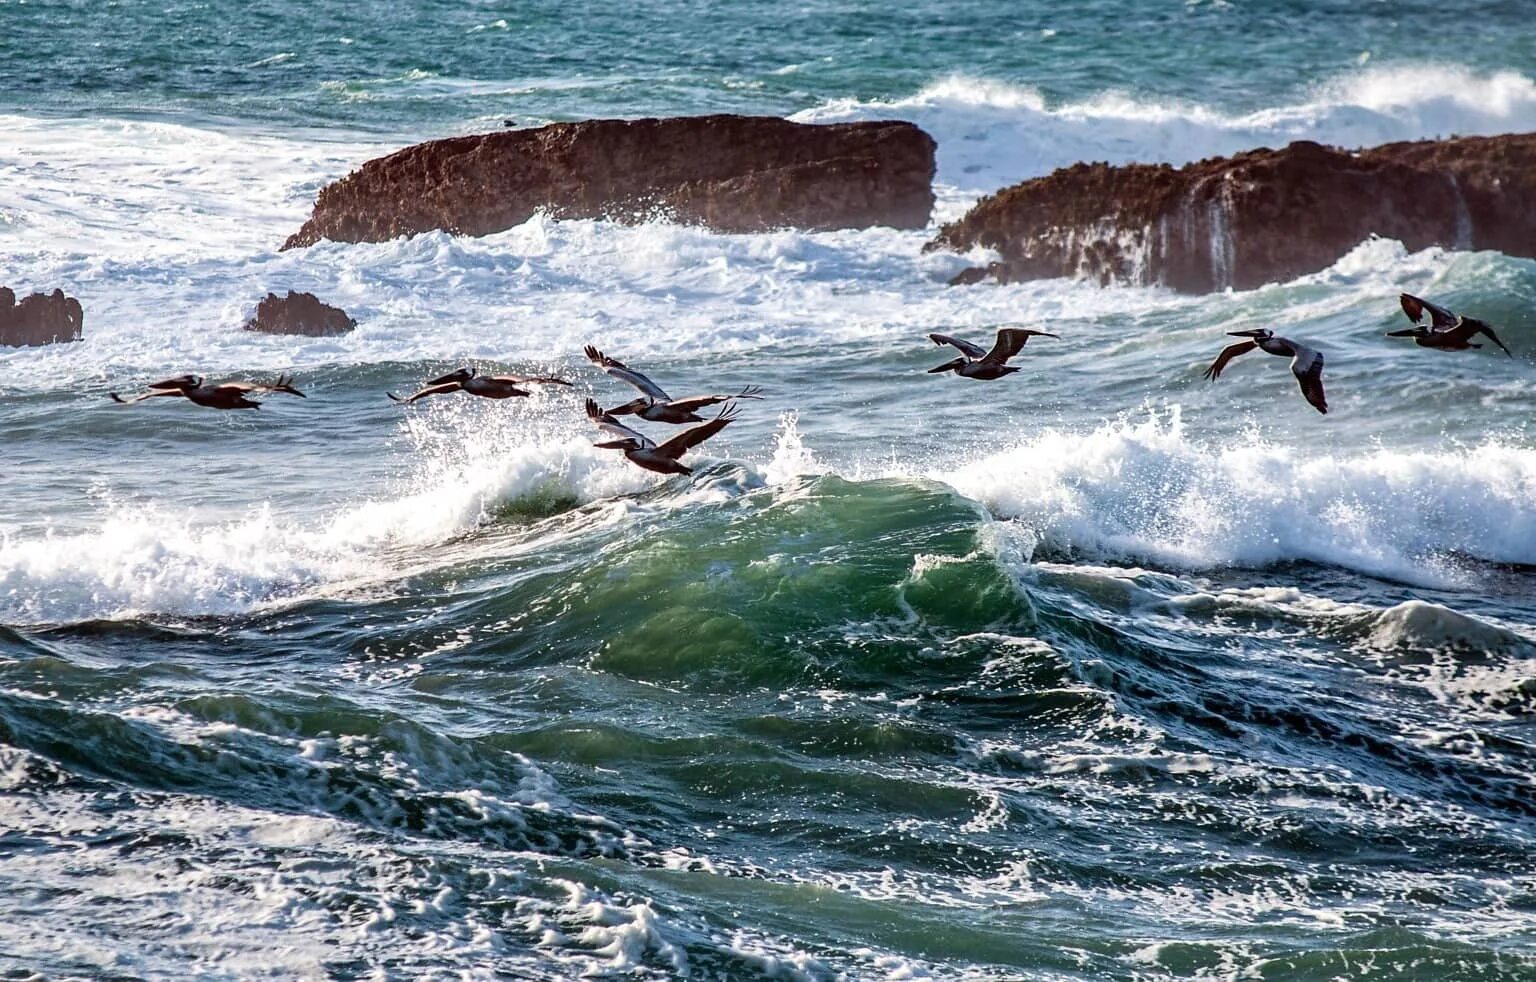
3 2 1536 978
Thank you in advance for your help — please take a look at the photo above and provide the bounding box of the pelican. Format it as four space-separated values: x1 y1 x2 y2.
109 374 305 410
1203 329 1328 415
927 328 1058 379
388 367 571 404
1388 293 1511 357
585 398 738 475
584 345 760 423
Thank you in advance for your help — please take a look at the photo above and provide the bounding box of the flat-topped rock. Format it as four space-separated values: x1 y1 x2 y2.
0 287 83 347
283 114 936 248
244 291 356 337
931 133 1536 293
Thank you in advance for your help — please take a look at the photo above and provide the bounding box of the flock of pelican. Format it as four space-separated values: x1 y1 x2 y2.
106 292 1512 470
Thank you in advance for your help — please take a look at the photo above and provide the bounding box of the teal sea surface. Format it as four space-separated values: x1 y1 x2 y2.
3 1 1536 977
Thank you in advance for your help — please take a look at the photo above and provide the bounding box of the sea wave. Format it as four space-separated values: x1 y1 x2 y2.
795 65 1536 195
928 408 1536 586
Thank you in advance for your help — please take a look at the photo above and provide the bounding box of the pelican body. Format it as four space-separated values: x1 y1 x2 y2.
584 345 760 423
388 367 571 404
110 374 305 410
1388 293 1512 357
1203 329 1327 414
585 398 737 475
927 328 1058 379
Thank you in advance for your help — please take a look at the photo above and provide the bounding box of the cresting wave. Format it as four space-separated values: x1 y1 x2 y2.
796 65 1536 195
6 409 1535 625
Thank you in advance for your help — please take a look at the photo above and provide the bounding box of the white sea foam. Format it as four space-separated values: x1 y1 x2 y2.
0 404 654 624
795 66 1536 195
927 408 1536 585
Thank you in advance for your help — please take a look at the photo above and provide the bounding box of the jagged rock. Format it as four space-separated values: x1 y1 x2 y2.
283 114 936 248
931 134 1536 293
0 287 83 347
243 291 356 337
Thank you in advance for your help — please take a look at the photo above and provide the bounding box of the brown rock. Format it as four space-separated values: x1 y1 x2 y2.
244 291 356 337
0 287 83 347
283 115 936 249
927 133 1536 293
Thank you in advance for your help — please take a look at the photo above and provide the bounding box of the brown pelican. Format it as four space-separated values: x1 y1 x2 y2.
1389 293 1512 357
388 367 571 404
927 328 1058 379
1203 329 1328 415
584 398 738 475
109 374 305 410
584 345 760 423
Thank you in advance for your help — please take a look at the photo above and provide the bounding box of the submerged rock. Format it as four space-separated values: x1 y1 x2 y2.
244 291 356 337
282 114 936 248
931 133 1536 293
0 287 83 347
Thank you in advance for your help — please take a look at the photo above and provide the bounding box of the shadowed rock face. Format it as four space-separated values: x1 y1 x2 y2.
244 291 356 337
0 288 83 347
282 115 936 249
931 134 1536 293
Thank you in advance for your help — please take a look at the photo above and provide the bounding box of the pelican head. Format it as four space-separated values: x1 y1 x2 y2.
427 367 474 386
1227 329 1273 341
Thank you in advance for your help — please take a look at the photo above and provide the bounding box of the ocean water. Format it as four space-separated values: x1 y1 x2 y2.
3 1 1536 978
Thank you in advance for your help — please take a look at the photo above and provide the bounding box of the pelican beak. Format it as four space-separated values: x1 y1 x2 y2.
927 357 965 374
1385 329 1418 337
426 370 468 386
1226 329 1267 338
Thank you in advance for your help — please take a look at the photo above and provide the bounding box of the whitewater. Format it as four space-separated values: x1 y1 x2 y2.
3 0 1536 974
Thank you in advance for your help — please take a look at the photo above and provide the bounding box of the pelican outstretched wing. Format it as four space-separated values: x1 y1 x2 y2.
664 386 764 414
927 333 988 360
1468 320 1513 357
1400 293 1458 330
1289 346 1328 415
983 328 1058 365
1202 340 1258 380
110 388 185 404
388 382 463 404
584 345 670 400
585 398 654 449
656 402 739 460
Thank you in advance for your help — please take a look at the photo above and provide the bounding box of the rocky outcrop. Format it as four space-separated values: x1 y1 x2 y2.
283 115 936 248
0 288 83 347
931 134 1536 293
243 291 356 337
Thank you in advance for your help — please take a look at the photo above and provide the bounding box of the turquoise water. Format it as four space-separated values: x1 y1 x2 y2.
3 1 1536 978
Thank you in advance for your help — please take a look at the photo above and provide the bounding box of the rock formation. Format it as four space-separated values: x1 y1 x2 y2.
283 115 936 249
932 134 1536 293
0 287 83 347
244 291 356 337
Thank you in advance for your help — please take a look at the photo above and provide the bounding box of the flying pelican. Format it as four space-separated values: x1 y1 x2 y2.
584 345 760 423
1203 329 1328 414
927 328 1058 379
584 398 738 475
1388 293 1511 357
109 374 305 410
388 367 571 404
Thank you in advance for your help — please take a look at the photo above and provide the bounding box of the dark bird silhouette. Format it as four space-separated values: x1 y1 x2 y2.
585 345 760 423
1203 329 1328 415
1388 293 1511 357
584 398 738 475
388 367 571 404
110 374 305 410
927 328 1058 379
